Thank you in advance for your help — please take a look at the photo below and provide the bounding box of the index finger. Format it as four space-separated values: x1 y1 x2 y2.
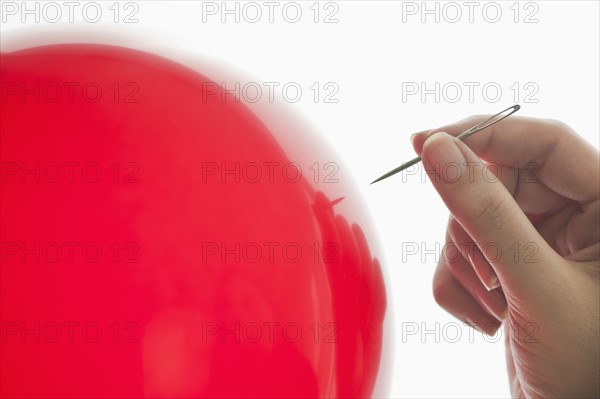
412 115 599 205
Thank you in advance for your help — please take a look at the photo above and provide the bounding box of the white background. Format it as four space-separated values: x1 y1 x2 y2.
2 1 599 397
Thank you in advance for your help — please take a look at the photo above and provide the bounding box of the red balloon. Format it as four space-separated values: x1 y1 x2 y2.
0 44 387 398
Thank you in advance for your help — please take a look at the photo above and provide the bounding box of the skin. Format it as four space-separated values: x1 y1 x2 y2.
410 116 599 398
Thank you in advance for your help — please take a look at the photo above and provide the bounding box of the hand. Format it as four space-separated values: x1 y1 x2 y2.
411 116 599 398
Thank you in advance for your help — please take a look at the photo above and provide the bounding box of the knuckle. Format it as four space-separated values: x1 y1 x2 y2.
432 284 449 307
474 188 512 230
444 249 462 273
543 118 573 134
447 218 463 240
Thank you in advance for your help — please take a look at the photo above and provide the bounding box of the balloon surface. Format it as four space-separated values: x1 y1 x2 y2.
0 44 387 398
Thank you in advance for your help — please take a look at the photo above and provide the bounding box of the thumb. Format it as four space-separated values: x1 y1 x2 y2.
419 132 559 291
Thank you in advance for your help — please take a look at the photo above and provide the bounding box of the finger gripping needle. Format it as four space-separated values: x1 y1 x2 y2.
370 104 521 185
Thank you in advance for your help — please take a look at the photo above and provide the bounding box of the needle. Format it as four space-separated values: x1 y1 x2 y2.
370 104 521 185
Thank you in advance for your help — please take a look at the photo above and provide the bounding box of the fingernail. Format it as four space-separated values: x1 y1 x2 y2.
467 248 500 291
411 129 431 140
475 284 508 321
410 130 430 149
486 275 501 291
410 133 417 145
422 132 467 184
